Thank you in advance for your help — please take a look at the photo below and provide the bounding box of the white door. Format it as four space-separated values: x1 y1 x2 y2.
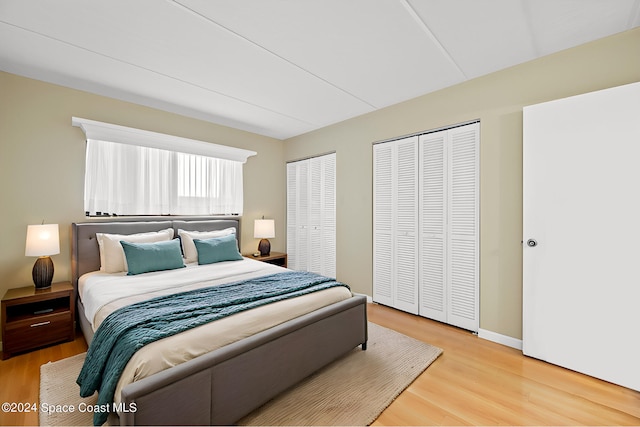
419 123 479 331
287 154 336 276
523 82 640 392
419 131 447 322
286 162 298 268
373 142 394 307
286 161 309 271
321 154 337 278
373 137 419 314
446 124 479 331
394 137 419 314
309 153 336 277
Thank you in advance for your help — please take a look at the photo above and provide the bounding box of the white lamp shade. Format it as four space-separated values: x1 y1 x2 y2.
25 224 60 257
254 219 275 239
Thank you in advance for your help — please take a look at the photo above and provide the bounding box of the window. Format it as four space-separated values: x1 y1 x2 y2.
73 117 256 216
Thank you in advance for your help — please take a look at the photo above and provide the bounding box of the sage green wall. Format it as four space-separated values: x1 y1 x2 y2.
283 28 640 340
0 72 285 333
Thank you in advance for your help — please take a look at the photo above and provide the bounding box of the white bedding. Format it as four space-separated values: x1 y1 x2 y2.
79 257 285 330
78 257 353 405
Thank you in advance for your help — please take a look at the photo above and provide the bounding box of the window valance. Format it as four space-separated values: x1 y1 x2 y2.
72 117 256 163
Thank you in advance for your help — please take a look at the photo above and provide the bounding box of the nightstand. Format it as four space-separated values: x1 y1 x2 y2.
1 281 75 359
245 251 288 268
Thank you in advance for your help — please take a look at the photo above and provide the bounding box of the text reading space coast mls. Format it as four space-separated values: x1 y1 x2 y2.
2 401 137 415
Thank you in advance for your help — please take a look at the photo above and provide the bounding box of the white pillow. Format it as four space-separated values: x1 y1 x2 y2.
96 228 174 273
178 227 236 263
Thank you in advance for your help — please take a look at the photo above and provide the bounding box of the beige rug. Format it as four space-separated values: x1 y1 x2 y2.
40 322 442 426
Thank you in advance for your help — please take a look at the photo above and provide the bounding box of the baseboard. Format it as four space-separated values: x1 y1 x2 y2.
478 328 522 350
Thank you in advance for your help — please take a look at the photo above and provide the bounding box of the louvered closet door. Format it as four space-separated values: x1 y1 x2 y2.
286 160 310 271
297 160 310 271
321 154 336 278
447 123 479 331
309 157 323 274
373 137 418 314
419 132 447 322
394 137 419 314
286 162 298 269
373 143 394 307
309 154 336 277
419 122 479 332
287 153 336 276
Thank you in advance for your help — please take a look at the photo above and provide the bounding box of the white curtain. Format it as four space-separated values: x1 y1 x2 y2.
84 139 243 215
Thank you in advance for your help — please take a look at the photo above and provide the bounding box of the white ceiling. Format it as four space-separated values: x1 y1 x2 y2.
1 0 639 139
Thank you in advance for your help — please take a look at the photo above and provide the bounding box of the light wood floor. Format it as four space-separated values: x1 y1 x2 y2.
0 332 88 426
369 303 640 426
1 303 639 426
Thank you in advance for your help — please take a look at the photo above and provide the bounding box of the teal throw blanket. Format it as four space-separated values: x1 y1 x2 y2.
77 270 349 425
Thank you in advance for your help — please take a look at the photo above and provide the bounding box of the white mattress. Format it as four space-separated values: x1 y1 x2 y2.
78 258 353 405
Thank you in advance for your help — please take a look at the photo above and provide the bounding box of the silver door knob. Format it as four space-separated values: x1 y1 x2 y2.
526 239 538 247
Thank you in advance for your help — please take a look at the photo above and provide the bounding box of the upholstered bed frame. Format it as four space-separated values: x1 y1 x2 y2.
71 216 368 425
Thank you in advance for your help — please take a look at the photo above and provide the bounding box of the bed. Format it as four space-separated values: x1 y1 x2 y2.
71 216 368 426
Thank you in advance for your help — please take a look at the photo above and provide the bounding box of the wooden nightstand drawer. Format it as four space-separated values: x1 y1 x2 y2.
3 311 73 354
1 282 75 359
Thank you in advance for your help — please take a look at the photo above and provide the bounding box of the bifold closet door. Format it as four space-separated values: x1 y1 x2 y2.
446 124 479 331
419 123 479 332
287 153 336 277
419 131 447 323
287 160 308 271
374 124 478 329
373 142 394 307
373 136 419 314
308 154 336 278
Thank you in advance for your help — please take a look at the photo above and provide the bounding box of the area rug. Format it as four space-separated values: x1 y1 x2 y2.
40 322 442 426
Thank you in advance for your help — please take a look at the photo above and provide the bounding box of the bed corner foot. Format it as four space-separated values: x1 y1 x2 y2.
361 342 367 351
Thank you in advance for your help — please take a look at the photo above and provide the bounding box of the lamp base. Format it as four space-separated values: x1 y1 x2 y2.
258 239 271 256
33 256 54 289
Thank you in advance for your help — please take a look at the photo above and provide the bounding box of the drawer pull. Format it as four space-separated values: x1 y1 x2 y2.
30 321 51 327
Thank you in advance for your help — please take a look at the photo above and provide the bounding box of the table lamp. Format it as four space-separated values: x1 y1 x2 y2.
25 223 60 289
254 218 275 256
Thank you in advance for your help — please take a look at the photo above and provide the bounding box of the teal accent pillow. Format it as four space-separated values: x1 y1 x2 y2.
193 234 243 265
120 239 186 275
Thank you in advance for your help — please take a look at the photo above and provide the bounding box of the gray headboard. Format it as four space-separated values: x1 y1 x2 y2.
71 216 241 289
